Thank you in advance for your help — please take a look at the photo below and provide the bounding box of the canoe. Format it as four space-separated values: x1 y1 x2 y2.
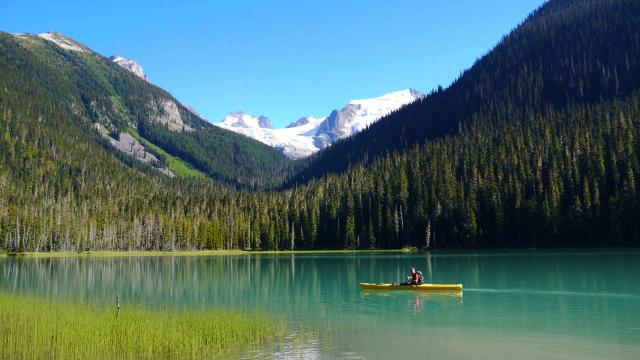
359 283 463 291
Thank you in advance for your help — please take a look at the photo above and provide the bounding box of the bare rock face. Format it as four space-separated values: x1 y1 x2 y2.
313 104 361 149
110 132 159 164
147 98 193 132
93 123 175 177
108 132 175 177
257 115 273 129
38 32 87 52
286 116 315 128
110 56 149 81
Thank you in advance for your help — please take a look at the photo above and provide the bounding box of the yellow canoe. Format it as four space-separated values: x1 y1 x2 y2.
359 283 463 291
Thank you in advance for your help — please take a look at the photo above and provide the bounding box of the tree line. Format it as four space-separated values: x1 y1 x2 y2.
2 94 639 252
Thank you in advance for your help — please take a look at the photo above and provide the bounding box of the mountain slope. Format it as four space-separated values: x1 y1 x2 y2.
293 0 640 183
2 32 292 188
217 89 422 159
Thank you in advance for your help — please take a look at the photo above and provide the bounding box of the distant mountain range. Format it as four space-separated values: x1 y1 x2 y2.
106 51 423 159
215 89 424 158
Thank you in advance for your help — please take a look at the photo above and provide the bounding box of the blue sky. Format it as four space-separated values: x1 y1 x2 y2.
1 0 547 127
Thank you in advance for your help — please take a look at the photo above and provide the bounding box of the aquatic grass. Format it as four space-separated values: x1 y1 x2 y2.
0 293 286 359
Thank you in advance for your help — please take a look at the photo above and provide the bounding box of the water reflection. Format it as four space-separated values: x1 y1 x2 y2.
243 331 325 360
1 255 349 312
360 290 463 315
1 250 639 359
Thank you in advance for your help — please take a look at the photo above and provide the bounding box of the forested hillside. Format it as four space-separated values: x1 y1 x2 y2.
293 0 640 183
0 32 292 188
1 0 639 252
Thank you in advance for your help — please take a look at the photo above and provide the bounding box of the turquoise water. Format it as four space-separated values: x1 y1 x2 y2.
1 250 639 359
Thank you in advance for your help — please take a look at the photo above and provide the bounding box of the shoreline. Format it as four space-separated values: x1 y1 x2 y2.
3 247 635 259
0 248 415 258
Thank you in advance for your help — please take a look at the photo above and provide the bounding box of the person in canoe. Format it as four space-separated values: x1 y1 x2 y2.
404 267 424 285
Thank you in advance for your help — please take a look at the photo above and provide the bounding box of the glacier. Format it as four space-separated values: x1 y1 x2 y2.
216 89 423 159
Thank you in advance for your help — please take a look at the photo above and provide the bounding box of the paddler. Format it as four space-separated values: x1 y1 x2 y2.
408 267 423 285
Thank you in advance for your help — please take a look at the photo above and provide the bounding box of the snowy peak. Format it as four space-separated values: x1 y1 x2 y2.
38 32 87 52
34 33 148 81
349 89 421 109
258 116 272 129
217 113 323 159
286 116 323 128
216 89 423 159
314 88 423 149
220 112 273 129
110 56 149 81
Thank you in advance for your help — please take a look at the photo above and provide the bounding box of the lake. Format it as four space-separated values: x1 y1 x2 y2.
1 250 639 359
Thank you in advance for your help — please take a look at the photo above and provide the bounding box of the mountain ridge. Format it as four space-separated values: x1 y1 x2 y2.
3 31 292 188
292 0 640 183
109 55 149 81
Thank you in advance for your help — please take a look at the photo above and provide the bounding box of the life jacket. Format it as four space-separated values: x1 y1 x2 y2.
411 272 420 284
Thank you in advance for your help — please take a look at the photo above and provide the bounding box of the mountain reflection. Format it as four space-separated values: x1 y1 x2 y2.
1 251 639 359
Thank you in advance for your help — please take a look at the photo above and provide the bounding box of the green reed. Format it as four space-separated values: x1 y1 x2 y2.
0 293 286 359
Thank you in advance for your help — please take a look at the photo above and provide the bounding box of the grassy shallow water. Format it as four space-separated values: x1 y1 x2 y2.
0 293 286 359
4 250 637 358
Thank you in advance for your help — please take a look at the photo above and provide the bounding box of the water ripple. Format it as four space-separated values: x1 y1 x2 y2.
465 288 640 300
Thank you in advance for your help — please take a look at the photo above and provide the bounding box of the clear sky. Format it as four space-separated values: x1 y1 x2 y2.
1 0 547 127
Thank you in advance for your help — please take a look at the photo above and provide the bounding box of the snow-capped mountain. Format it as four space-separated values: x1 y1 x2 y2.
216 89 423 159
218 113 324 159
220 112 273 129
314 89 423 149
110 56 149 81
287 116 318 128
